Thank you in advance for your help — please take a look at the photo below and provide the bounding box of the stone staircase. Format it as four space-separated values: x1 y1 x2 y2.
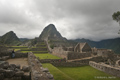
32 41 48 54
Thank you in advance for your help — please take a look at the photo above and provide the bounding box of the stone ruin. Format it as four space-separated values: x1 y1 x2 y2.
50 42 120 77
0 45 54 80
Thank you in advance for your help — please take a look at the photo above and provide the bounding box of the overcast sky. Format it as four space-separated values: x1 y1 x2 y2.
0 0 120 41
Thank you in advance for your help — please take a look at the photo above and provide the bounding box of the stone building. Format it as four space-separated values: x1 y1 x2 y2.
74 42 92 53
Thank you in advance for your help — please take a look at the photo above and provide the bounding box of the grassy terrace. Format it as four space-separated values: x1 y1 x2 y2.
34 53 62 59
8 46 31 53
43 63 120 80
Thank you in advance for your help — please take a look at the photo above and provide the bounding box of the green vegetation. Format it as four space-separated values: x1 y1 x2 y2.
43 63 74 80
14 49 21 52
43 64 120 80
11 46 27 48
112 11 120 24
20 51 31 53
58 66 120 80
32 51 48 54
34 54 61 59
0 31 21 45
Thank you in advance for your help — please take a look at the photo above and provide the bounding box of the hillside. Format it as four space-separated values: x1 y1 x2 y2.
39 24 69 47
73 38 120 54
0 31 21 45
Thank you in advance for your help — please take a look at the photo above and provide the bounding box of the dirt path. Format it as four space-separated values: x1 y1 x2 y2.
7 58 28 69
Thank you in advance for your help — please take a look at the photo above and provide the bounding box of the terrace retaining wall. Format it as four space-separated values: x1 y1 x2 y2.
52 62 88 67
89 61 120 77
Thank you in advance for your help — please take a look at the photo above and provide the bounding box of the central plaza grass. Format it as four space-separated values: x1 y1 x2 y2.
43 63 120 80
34 53 62 59
58 66 120 80
43 63 74 80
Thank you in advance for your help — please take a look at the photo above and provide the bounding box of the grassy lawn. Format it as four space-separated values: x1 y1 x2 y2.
34 53 62 59
58 66 120 80
43 63 74 80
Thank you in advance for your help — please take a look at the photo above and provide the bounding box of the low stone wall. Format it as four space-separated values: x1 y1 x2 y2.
89 61 120 77
14 53 28 58
38 58 66 63
0 61 30 80
72 56 105 63
52 62 88 67
28 52 54 80
67 52 91 60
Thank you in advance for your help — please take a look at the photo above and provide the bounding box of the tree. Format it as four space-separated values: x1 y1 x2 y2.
112 11 120 34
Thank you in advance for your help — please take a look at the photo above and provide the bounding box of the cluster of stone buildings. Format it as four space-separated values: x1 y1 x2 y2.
52 42 116 60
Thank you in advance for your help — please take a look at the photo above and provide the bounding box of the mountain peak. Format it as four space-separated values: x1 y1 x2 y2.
39 24 66 41
0 31 20 45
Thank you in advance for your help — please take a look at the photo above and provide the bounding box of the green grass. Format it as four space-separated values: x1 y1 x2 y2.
14 49 21 52
10 46 27 48
57 66 120 80
42 63 74 80
21 48 31 51
20 51 31 53
34 53 62 59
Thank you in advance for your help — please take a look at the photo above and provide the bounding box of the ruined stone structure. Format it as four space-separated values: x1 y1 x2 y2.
52 42 92 60
74 42 92 53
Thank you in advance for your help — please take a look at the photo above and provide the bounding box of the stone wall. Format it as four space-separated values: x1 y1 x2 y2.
71 56 106 64
14 53 28 58
38 58 66 63
89 61 120 77
67 52 91 60
28 52 54 80
0 61 30 80
52 62 88 67
52 47 68 59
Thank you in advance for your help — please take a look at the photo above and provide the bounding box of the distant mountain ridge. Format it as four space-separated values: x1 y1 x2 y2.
73 38 120 54
0 31 21 45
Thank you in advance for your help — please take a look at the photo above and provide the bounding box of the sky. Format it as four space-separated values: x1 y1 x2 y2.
0 0 120 41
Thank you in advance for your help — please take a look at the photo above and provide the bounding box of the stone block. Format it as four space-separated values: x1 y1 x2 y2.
42 68 49 72
22 72 30 80
13 77 21 80
9 64 16 70
0 68 5 73
22 66 30 72
46 73 54 79
3 63 9 69
5 70 15 78
0 73 4 80
16 64 20 69
15 71 24 77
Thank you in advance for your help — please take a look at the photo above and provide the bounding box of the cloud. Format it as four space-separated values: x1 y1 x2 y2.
0 0 120 41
